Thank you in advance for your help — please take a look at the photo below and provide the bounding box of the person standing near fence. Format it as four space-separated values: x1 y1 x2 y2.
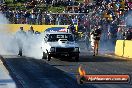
36 10 42 25
31 10 36 24
25 11 31 24
90 26 102 56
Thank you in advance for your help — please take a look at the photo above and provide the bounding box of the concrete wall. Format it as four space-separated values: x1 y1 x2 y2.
115 40 124 57
115 40 132 58
1 24 70 32
123 40 132 58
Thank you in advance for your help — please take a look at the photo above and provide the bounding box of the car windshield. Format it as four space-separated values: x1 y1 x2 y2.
47 34 74 42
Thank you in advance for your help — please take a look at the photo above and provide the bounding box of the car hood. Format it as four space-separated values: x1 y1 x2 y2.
47 41 79 48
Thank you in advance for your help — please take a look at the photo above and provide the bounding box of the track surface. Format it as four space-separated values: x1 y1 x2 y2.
1 54 132 88
1 41 132 88
1 55 95 88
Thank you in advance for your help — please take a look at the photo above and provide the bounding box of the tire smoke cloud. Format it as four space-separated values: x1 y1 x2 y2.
0 13 18 55
0 13 43 59
125 11 132 27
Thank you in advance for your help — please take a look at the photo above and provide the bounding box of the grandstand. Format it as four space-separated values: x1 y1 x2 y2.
0 0 131 26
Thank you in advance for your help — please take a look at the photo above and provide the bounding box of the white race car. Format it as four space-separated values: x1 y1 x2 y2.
41 31 80 61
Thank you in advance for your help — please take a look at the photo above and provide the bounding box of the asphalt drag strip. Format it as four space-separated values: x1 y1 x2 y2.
1 55 97 88
42 55 132 88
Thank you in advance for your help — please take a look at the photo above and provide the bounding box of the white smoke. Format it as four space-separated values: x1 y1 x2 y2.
0 13 9 24
22 34 43 59
0 13 18 55
0 13 43 59
126 11 132 26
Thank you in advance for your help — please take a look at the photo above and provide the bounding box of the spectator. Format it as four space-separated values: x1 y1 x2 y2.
123 29 132 40
117 27 124 40
16 11 21 24
24 11 31 24
0 0 5 4
44 14 50 25
12 10 17 23
55 14 61 25
36 10 42 25
68 24 76 34
20 10 26 24
72 15 78 25
30 10 36 24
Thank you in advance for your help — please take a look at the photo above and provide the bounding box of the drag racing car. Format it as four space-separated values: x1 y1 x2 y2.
41 31 80 61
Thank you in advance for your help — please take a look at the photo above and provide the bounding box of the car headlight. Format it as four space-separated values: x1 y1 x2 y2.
50 47 55 52
74 47 79 52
